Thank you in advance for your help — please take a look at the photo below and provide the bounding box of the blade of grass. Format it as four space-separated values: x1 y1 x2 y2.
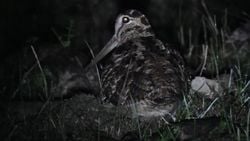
30 45 48 99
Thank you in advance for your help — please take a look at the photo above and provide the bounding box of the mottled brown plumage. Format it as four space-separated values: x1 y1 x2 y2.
87 10 189 118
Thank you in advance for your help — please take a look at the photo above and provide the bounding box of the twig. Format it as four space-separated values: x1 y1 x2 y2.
12 63 37 98
201 0 218 35
30 45 53 116
51 27 66 47
84 41 102 93
30 45 48 98
199 97 218 118
199 44 208 76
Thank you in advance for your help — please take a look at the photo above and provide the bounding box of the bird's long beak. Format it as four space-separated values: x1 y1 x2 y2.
85 35 119 70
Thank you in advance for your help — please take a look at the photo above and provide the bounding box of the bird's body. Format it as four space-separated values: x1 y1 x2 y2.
87 10 189 118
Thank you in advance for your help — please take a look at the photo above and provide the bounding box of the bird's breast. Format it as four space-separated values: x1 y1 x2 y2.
101 37 186 107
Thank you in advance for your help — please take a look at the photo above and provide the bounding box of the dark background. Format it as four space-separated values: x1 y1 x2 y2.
1 0 250 96
0 0 250 60
0 1 249 140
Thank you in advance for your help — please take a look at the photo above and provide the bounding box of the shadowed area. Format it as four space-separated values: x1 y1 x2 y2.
0 0 249 140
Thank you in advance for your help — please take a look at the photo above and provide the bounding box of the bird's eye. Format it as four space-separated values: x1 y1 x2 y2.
122 16 130 23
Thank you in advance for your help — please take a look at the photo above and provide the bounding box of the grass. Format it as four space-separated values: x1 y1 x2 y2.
52 19 75 48
1 1 249 141
176 3 248 141
151 1 249 140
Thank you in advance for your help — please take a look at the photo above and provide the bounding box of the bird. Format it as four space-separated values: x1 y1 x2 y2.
86 9 189 119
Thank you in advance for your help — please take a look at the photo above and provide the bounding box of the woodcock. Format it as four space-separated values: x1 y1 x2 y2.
87 9 189 118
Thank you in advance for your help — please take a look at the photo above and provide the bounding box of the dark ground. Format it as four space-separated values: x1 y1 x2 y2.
0 0 249 140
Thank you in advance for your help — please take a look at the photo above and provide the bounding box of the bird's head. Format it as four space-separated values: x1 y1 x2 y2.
86 9 154 69
114 9 154 43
